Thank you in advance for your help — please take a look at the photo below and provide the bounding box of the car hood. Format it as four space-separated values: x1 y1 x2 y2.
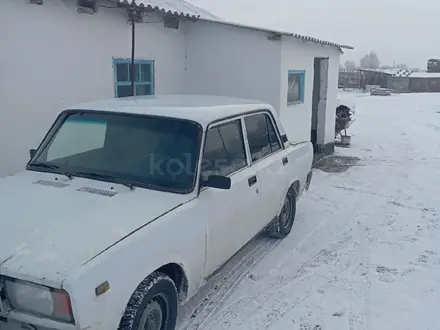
0 171 193 283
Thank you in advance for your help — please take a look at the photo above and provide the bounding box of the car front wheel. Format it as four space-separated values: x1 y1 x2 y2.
118 272 178 330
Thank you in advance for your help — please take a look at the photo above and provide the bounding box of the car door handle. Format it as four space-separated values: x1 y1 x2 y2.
248 175 257 187
282 157 289 166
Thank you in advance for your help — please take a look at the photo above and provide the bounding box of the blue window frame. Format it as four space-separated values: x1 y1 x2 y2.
287 70 305 105
113 58 155 98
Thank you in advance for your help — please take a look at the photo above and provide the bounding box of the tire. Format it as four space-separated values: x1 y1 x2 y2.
118 272 178 330
266 188 297 239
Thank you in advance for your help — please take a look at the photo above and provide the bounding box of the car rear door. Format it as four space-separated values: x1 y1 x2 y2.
243 112 289 227
199 118 263 276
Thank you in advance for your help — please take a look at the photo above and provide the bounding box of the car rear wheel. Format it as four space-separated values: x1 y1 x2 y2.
118 272 178 330
266 188 297 239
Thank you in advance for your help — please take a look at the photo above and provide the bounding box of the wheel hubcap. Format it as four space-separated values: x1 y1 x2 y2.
280 196 292 228
139 299 164 330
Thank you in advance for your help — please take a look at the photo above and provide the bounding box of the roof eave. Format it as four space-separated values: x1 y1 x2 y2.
115 1 354 50
116 0 201 19
200 18 353 51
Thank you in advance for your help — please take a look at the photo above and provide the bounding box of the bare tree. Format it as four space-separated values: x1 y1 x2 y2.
395 63 408 69
360 51 380 69
344 60 357 70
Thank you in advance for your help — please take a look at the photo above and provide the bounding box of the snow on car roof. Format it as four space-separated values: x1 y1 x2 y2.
70 95 271 127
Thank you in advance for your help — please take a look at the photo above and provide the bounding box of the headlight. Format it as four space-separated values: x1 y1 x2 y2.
4 278 74 323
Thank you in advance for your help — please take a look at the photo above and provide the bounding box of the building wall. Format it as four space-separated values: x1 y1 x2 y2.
279 38 341 145
0 0 187 177
338 70 361 89
185 20 341 146
409 78 430 93
184 20 282 112
408 77 440 93
387 76 410 93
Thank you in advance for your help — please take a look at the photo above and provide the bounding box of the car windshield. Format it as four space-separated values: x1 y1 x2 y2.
28 111 202 192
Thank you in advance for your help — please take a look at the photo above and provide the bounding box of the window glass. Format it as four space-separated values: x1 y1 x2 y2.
136 84 152 96
117 85 132 98
141 63 152 82
266 116 281 152
31 112 201 192
47 118 107 161
116 63 128 82
245 113 281 162
201 120 246 180
287 71 305 104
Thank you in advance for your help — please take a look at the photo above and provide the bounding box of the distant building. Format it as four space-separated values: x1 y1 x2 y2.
338 70 361 89
427 59 440 73
342 68 440 93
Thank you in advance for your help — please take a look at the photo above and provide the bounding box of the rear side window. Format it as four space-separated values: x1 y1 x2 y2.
245 113 281 162
201 119 247 180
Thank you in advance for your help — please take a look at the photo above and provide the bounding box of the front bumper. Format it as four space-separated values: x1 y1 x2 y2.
1 316 55 330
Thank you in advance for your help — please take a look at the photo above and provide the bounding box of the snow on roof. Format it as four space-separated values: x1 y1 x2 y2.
116 0 220 19
359 68 440 79
410 72 440 78
359 68 399 75
70 95 271 127
116 0 353 51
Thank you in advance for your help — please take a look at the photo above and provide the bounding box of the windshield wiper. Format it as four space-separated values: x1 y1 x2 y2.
30 163 73 180
67 171 136 190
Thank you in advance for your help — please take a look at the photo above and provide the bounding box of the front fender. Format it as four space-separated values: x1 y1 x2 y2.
63 200 206 330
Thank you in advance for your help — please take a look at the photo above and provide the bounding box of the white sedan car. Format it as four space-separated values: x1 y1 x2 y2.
0 95 313 330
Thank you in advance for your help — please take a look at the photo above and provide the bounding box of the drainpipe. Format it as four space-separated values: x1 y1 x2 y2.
130 0 136 96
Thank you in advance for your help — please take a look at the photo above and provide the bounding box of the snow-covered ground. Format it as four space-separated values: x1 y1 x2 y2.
178 92 440 330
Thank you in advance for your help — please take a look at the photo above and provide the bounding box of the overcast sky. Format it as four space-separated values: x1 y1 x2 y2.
188 0 440 69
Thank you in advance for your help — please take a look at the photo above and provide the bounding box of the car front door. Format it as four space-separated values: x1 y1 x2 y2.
199 118 263 277
243 112 289 227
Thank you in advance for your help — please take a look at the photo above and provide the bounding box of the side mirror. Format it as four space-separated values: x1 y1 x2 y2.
281 134 288 143
202 175 231 190
29 149 37 159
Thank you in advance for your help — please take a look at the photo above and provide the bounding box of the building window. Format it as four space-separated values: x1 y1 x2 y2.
287 70 305 105
113 58 154 98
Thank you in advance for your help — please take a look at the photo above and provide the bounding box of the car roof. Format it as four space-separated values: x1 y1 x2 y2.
70 95 273 128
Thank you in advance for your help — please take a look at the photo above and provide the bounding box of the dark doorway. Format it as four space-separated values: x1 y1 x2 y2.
311 57 329 149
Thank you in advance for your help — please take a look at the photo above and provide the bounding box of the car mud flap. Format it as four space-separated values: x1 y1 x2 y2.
305 171 313 191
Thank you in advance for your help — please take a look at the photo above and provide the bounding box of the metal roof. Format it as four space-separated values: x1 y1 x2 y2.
116 0 353 50
204 18 354 50
116 0 220 19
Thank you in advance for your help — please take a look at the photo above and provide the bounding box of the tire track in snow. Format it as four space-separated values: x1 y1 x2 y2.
259 197 389 330
203 233 359 329
182 237 281 330
215 180 396 330
183 164 409 329
248 185 377 329
347 167 407 330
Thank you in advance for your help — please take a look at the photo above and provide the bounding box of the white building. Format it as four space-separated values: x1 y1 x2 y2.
0 0 352 177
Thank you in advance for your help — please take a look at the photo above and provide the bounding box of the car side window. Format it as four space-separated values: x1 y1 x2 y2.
201 119 247 181
266 115 281 153
245 113 282 162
